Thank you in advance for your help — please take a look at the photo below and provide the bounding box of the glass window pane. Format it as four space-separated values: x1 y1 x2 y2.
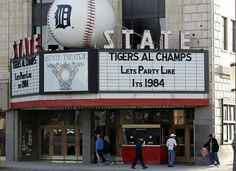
175 129 185 156
223 124 227 142
190 129 194 157
41 128 50 155
173 110 184 125
120 110 134 124
222 17 228 50
53 128 62 155
228 106 231 121
231 106 235 121
67 128 75 155
185 109 194 125
95 110 106 126
223 106 228 121
232 20 236 52
134 111 144 124
35 26 63 51
122 126 160 145
230 124 234 141
107 111 116 124
21 123 33 157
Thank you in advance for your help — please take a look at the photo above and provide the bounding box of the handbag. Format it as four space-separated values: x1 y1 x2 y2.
200 147 209 157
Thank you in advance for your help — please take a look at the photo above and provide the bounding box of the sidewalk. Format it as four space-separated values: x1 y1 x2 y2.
0 161 233 171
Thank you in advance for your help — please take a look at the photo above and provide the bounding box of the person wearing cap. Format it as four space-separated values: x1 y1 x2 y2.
166 133 177 167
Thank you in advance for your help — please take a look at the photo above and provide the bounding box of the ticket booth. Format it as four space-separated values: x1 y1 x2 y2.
121 124 167 164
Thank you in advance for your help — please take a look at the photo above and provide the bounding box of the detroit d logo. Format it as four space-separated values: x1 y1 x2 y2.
54 5 72 29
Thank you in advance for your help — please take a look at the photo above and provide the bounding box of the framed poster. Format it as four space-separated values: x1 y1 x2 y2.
44 52 88 92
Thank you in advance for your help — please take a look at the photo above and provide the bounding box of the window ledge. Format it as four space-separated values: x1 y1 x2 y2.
221 49 229 53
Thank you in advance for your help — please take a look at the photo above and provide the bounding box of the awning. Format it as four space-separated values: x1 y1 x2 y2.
10 98 209 110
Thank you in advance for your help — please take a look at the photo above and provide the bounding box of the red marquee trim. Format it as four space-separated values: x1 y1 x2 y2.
10 98 209 109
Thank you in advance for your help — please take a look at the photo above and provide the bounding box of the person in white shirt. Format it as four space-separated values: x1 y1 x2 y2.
166 133 177 167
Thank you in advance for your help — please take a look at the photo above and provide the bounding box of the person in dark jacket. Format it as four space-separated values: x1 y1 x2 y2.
103 136 113 165
204 134 220 166
131 139 148 169
93 133 98 165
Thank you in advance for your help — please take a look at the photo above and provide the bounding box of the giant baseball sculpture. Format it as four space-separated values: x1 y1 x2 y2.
47 0 116 48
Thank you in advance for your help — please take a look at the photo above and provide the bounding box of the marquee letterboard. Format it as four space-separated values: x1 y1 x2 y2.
11 55 40 96
99 50 208 92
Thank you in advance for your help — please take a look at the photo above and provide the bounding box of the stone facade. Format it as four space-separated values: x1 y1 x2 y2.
0 0 32 111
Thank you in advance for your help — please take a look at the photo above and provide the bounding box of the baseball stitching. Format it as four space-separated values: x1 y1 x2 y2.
83 0 96 47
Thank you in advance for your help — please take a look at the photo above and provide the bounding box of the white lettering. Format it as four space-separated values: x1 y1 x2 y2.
104 30 114 49
122 29 134 49
140 30 154 49
180 31 190 49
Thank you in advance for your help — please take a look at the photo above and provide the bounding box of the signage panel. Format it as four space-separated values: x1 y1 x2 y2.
11 55 40 96
44 52 88 92
99 50 208 92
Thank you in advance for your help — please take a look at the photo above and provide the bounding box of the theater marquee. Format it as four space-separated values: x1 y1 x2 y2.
11 54 40 96
99 50 208 92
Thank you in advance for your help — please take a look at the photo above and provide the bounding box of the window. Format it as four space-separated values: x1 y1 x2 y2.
122 124 161 145
122 0 165 49
173 110 184 125
94 110 106 126
222 17 228 50
34 26 63 51
120 110 134 124
223 105 235 144
32 1 62 51
21 123 33 157
232 20 236 52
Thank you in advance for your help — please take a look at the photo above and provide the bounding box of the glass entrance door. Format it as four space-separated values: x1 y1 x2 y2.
41 127 50 156
39 125 80 161
172 126 194 163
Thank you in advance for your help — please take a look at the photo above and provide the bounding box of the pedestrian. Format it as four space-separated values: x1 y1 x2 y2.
166 133 177 167
103 136 114 165
204 134 220 167
95 134 106 165
131 138 148 169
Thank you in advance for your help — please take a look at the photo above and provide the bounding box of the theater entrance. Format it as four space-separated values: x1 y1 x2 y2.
39 125 81 161
172 125 194 163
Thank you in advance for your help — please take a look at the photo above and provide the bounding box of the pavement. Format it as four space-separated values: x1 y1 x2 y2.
0 161 233 171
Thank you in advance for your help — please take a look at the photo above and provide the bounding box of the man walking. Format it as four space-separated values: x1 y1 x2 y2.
204 134 220 167
131 139 148 169
166 133 177 167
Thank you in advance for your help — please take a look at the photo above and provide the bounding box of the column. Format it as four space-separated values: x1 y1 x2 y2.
5 110 19 161
82 110 94 163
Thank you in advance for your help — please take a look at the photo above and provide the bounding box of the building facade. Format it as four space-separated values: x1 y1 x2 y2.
0 0 235 165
